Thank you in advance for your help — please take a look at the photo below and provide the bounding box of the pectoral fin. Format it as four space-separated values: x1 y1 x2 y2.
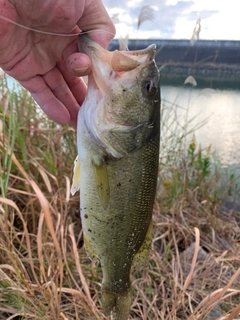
92 156 110 209
71 156 81 195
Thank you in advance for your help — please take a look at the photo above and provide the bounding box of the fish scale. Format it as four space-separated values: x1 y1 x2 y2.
71 34 160 320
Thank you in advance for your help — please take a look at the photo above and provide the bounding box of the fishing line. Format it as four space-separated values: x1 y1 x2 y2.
0 15 129 50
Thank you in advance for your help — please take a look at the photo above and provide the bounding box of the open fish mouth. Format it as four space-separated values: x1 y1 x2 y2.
78 34 156 95
77 34 160 159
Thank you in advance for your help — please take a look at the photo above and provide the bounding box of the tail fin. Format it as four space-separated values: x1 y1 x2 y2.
101 286 132 320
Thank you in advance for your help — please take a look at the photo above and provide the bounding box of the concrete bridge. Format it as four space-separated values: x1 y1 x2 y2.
108 39 240 89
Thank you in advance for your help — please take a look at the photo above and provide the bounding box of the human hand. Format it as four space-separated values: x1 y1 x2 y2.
0 0 115 128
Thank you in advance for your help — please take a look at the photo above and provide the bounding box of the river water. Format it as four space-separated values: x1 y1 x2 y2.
5 75 240 165
161 85 240 165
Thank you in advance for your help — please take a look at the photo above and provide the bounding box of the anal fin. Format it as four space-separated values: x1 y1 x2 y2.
84 234 99 262
132 220 152 271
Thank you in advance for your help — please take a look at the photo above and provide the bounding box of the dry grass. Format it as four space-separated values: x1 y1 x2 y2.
0 76 240 320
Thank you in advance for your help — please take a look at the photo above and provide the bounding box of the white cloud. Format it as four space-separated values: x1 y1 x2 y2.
127 0 143 8
103 0 240 40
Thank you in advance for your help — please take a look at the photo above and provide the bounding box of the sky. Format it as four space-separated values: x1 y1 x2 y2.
102 0 240 40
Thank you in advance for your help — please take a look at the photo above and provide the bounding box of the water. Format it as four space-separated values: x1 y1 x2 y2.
5 75 240 164
161 85 240 165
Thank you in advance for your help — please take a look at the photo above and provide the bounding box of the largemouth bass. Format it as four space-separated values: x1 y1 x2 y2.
71 35 160 320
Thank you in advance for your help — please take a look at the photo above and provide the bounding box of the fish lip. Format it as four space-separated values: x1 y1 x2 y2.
78 34 156 65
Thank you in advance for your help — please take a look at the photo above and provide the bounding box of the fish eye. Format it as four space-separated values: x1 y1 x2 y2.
144 80 157 96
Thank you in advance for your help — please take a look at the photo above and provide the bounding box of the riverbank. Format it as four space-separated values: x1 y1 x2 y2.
1 79 240 319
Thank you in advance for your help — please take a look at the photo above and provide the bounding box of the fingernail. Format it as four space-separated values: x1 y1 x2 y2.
73 66 90 75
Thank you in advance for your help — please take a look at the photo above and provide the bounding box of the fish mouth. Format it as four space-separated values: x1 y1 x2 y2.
78 34 156 70
77 34 159 159
78 34 156 94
